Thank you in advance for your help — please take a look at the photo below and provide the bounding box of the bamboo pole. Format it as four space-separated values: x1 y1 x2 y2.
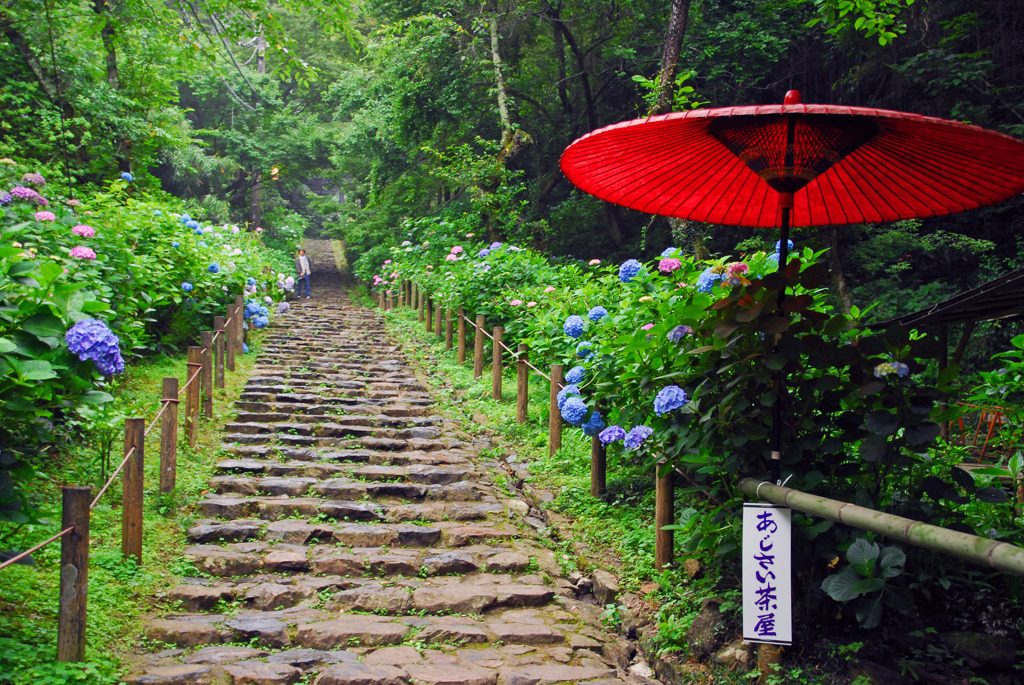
457 307 467 363
738 478 1024 576
591 436 607 498
516 344 528 423
445 309 454 350
186 348 202 447
57 486 90 662
655 465 674 570
122 418 145 565
200 331 213 418
492 327 503 400
159 377 179 494
473 315 486 380
224 306 237 372
548 364 564 457
213 316 226 389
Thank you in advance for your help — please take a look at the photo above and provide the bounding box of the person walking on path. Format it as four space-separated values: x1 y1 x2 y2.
296 248 311 298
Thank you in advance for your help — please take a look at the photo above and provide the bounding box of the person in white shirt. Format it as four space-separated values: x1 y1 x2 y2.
295 248 311 298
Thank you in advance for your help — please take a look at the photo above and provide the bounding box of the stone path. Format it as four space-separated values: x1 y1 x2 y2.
128 240 654 685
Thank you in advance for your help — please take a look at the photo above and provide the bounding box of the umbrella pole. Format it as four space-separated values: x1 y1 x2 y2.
770 197 792 484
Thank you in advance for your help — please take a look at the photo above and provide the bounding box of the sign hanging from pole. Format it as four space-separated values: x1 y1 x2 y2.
742 503 792 645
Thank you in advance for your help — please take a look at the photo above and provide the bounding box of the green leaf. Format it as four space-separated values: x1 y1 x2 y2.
846 538 879 567
821 569 861 602
19 359 58 381
950 466 975 490
81 391 115 405
976 487 1009 504
865 410 898 436
20 313 65 340
0 338 15 354
905 422 940 446
850 577 884 595
879 546 906 577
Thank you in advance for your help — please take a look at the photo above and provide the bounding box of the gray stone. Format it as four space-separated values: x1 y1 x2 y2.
145 620 222 648
245 582 314 611
685 597 727 659
294 616 409 649
266 648 358 668
422 552 479 575
313 663 408 685
487 623 564 645
136 664 212 684
940 631 1017 669
713 640 752 671
218 661 302 684
417 622 490 645
182 645 267 665
223 615 290 648
502 664 614 684
326 584 414 614
413 586 496 614
590 570 619 607
167 584 235 612
187 521 263 543
319 500 386 522
404 663 497 685
363 645 424 666
485 552 531 574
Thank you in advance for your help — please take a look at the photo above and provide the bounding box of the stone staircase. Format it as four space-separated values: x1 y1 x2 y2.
127 240 652 685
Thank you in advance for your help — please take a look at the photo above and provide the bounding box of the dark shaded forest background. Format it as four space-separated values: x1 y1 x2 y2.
3 0 1023 368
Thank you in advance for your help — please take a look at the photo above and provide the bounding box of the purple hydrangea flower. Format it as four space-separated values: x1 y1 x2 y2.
576 341 594 358
587 306 608 322
242 343 249 354
246 277 256 286
582 410 606 437
667 325 694 341
21 172 45 187
654 385 688 416
172 242 180 248
565 366 586 385
624 426 653 450
0 191 11 205
599 425 626 444
10 185 47 205
560 396 588 426
618 259 642 283
556 384 581 410
277 302 290 314
477 248 490 258
489 241 503 250
563 315 584 338
65 319 124 376
696 268 722 293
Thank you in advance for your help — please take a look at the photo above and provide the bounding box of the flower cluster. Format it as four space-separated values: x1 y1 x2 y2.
35 210 56 221
873 361 909 378
565 366 586 385
70 246 97 260
563 315 584 338
618 259 642 283
121 172 134 182
72 224 96 238
10 185 48 206
696 267 723 293
66 319 124 376
667 325 693 341
654 385 688 416
21 172 45 187
587 306 608 322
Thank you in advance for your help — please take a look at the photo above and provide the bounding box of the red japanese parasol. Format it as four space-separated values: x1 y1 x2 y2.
560 90 1024 480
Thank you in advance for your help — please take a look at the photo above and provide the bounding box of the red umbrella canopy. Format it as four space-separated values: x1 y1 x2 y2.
560 91 1024 228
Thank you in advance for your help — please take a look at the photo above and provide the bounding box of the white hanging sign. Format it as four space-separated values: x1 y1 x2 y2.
742 503 792 645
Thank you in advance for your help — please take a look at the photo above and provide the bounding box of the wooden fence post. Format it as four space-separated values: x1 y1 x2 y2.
655 464 674 570
186 347 202 447
492 327 503 400
234 295 246 349
435 304 443 340
213 316 226 389
426 298 434 332
160 377 179 494
200 331 213 418
457 307 467 363
473 315 486 380
122 418 144 565
57 486 90 662
418 289 425 324
591 436 607 498
549 364 564 457
445 309 454 350
517 344 529 423
224 306 237 372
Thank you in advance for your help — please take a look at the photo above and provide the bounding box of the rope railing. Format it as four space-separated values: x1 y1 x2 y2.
0 526 74 572
455 310 557 385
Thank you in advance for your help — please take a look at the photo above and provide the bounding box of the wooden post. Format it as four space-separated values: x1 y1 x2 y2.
492 327 503 400
213 316 226 389
57 486 90 662
655 464 674 570
435 304 443 340
445 309 454 350
426 298 434 332
159 377 179 494
457 307 467 363
591 436 607 498
757 645 784 683
473 315 486 380
200 331 213 418
186 347 202 447
234 294 246 350
548 364 564 457
224 306 237 372
516 344 528 423
122 418 144 565
418 289 425 324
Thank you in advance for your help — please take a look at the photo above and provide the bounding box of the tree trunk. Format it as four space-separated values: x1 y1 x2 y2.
550 8 572 118
650 0 691 116
1 17 61 105
819 226 854 315
488 7 512 147
92 0 119 90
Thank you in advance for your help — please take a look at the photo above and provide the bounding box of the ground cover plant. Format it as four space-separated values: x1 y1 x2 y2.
360 220 1024 682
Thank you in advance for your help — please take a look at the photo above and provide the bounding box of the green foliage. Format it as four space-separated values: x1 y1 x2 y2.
820 536 907 628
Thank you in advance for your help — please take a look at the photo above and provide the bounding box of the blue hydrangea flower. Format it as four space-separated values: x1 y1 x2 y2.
766 252 780 268
565 366 586 385
477 248 490 258
599 425 626 444
576 341 593 358
563 315 584 338
172 241 179 248
121 172 133 182
252 315 270 329
661 246 680 257
775 239 795 252
208 263 219 274
246 277 256 286
181 282 193 292
582 410 606 437
696 268 722 293
560 396 588 426
654 385 688 416
667 325 693 341
65 319 124 377
489 241 503 250
587 306 608 322
194 227 204 235
556 384 581 410
618 259 642 283
623 425 654 450
154 209 162 216
242 343 249 354
180 213 192 223
185 220 199 229
197 241 206 247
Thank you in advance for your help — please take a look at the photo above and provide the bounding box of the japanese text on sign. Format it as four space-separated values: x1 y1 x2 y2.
742 503 791 645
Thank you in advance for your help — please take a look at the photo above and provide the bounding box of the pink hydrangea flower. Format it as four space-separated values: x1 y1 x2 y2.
510 299 523 306
35 211 56 221
451 246 463 254
72 224 95 237
70 246 97 260
544 286 556 293
255 226 263 232
445 254 457 262
589 259 601 266
658 258 682 273
231 226 240 234
390 272 398 278
641 323 654 330
384 259 392 265
465 233 474 238
727 262 749 276
527 301 537 308
66 199 81 207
